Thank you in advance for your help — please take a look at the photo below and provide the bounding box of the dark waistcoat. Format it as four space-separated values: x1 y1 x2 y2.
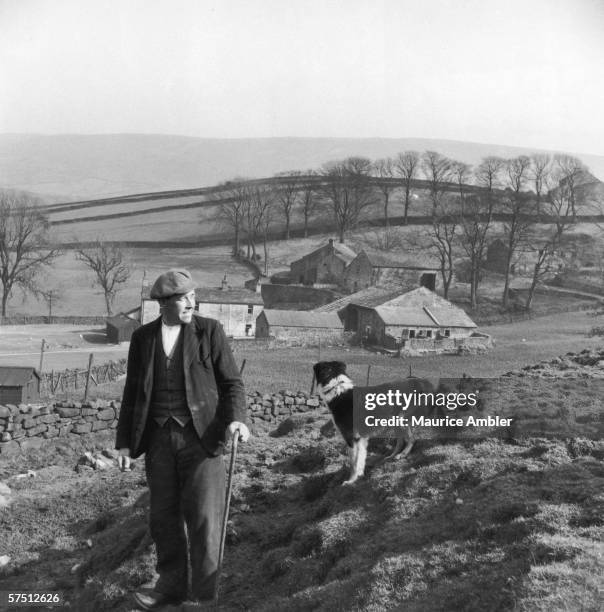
149 325 192 424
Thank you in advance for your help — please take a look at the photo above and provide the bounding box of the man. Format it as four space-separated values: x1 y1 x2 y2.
115 268 249 610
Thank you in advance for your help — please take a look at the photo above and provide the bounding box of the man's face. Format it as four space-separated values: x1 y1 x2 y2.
161 290 196 325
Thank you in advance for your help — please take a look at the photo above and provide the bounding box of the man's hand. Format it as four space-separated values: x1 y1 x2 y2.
228 421 250 443
118 448 131 472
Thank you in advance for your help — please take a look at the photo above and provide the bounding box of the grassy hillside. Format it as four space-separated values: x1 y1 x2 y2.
2 246 253 319
2 134 604 200
0 363 602 611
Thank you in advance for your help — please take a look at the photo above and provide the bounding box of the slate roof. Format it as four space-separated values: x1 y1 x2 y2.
195 287 264 305
141 285 263 305
375 306 437 327
312 285 407 313
423 304 477 328
291 240 357 266
261 310 343 329
0 367 40 387
375 288 477 328
315 286 477 329
106 313 141 330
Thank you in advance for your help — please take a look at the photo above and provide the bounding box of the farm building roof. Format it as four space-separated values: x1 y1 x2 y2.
142 284 263 305
261 310 343 329
374 306 438 327
312 285 408 313
195 287 264 305
106 313 141 330
0 366 40 387
423 304 477 328
373 288 477 328
360 249 440 269
291 240 357 266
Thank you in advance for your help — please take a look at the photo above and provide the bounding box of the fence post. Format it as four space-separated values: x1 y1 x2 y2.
39 339 46 373
366 364 371 386
84 353 94 401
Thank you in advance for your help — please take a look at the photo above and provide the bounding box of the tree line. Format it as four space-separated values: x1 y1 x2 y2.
216 151 595 309
0 150 596 317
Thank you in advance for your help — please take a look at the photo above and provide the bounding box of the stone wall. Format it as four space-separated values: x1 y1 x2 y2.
0 391 329 455
0 400 120 455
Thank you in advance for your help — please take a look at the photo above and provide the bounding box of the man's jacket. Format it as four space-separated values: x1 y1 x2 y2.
115 314 246 458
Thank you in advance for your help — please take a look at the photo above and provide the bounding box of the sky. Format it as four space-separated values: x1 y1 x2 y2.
1 0 603 155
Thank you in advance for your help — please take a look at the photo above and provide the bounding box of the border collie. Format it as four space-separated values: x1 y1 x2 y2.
313 360 461 485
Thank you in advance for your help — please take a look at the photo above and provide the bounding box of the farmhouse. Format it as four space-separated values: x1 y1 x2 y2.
255 310 343 343
141 279 264 337
343 249 440 293
290 239 357 285
0 367 41 404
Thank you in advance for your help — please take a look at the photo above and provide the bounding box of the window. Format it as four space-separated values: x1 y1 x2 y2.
247 304 253 314
409 330 416 338
443 329 450 337
426 330 432 338
245 324 252 336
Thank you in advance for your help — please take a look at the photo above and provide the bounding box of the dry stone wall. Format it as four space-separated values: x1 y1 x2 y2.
0 391 328 455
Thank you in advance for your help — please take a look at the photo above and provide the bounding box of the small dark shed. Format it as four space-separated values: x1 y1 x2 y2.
106 313 140 344
0 367 41 404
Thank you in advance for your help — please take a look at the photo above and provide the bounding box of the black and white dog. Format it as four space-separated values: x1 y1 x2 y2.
313 361 471 485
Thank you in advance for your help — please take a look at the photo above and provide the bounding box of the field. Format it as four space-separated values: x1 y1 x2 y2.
0 363 602 611
3 245 253 319
0 307 603 385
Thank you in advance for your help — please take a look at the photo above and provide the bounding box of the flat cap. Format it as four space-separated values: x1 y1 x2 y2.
150 268 196 300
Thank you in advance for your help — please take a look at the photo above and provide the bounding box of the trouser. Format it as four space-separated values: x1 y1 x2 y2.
144 419 225 599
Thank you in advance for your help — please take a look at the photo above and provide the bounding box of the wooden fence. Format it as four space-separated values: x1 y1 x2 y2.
40 359 127 397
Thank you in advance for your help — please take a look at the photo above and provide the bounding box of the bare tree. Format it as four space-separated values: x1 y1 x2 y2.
553 154 587 218
426 195 460 299
422 151 455 216
394 150 420 225
319 157 376 243
458 191 496 309
458 156 504 309
299 170 319 237
214 179 249 256
241 185 275 264
451 160 472 204
373 157 396 229
0 190 60 317
501 155 533 308
274 171 301 240
529 154 552 217
524 156 587 309
75 240 132 316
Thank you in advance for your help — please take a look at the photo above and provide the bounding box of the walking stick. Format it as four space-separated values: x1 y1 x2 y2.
213 427 240 607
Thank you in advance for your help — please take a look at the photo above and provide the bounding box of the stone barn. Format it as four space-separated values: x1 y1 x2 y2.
354 288 479 350
290 239 356 285
343 250 440 293
255 310 343 343
106 313 140 344
0 367 41 404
